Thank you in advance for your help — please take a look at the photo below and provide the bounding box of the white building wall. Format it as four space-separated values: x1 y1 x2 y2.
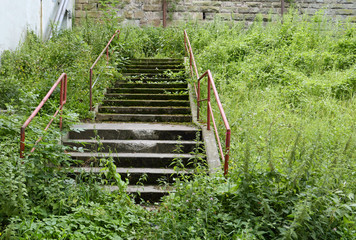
0 0 74 53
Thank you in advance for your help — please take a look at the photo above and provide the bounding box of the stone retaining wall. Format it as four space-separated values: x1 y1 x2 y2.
75 0 356 26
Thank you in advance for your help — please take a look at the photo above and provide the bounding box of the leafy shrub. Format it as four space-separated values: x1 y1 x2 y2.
0 10 355 240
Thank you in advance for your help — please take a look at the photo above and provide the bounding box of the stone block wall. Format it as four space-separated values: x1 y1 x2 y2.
75 0 356 26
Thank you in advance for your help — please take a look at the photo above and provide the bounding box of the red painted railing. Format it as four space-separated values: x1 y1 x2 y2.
184 30 231 176
89 29 120 111
20 73 67 158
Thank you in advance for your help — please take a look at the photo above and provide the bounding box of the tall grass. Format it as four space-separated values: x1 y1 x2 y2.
0 11 355 239
122 11 356 239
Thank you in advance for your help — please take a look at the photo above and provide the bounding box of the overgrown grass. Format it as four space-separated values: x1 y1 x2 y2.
119 11 355 239
0 10 355 239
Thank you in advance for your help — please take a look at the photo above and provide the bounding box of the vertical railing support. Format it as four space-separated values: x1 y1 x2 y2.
89 68 93 111
197 78 200 121
59 74 67 129
20 128 25 158
207 76 211 130
281 0 285 23
162 0 167 28
224 129 231 176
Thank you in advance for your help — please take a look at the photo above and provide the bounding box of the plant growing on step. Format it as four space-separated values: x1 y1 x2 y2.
188 131 207 174
89 131 127 192
136 173 148 186
164 69 186 80
100 155 127 193
171 135 185 170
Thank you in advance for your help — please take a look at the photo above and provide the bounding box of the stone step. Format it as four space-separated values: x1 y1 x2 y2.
108 185 173 202
119 78 185 83
101 99 190 107
129 59 183 64
68 152 203 168
104 93 189 101
114 83 187 88
107 88 187 94
70 167 193 185
64 139 203 153
96 113 192 122
122 69 182 74
125 65 184 69
98 106 191 115
67 123 200 140
122 73 174 77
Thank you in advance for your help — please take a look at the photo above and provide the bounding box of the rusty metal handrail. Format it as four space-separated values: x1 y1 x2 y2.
184 30 231 176
89 29 120 111
20 73 67 158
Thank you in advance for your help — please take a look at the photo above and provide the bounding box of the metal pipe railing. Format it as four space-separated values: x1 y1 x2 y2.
89 29 120 111
20 73 67 158
184 30 231 176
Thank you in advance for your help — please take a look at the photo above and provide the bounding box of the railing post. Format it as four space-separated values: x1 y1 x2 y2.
281 0 285 24
224 129 231 176
162 0 167 28
207 75 211 130
59 74 67 130
60 77 64 130
106 47 109 63
197 80 200 121
20 128 25 158
184 34 186 57
89 69 93 111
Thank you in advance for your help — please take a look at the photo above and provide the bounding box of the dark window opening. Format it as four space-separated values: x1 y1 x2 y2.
203 12 206 20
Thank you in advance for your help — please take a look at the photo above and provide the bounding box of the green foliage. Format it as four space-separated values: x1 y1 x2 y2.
117 25 184 58
4 196 145 240
140 170 355 239
0 18 140 238
0 10 355 239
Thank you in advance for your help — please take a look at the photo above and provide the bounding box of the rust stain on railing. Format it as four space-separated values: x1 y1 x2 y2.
20 73 67 158
184 30 231 176
89 29 120 111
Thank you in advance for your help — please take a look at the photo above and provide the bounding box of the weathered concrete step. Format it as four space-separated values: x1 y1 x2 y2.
102 99 190 107
119 79 185 84
114 83 187 88
104 93 189 100
96 113 192 122
67 123 200 140
107 185 173 202
71 167 193 184
64 139 202 153
122 69 182 74
68 152 203 168
122 73 174 77
107 88 187 94
125 65 184 69
98 106 191 115
129 59 182 64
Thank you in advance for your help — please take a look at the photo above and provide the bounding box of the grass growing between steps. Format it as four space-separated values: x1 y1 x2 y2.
0 10 355 239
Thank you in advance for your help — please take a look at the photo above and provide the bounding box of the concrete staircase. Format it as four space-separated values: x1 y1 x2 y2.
96 58 191 123
63 59 205 202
